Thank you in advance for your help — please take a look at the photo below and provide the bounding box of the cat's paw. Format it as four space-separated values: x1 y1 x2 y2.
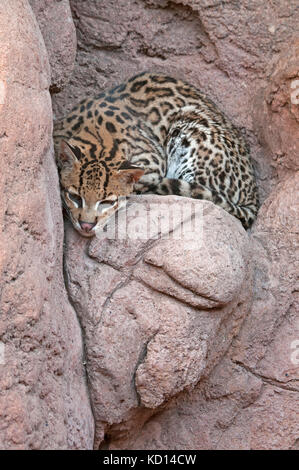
133 180 156 194
134 173 162 193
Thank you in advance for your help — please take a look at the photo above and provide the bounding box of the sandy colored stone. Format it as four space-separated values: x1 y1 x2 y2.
0 0 93 449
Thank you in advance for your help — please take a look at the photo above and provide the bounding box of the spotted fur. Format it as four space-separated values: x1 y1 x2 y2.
54 72 259 237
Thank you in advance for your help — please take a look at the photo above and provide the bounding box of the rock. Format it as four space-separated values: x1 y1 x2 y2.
254 38 299 175
64 196 253 448
29 0 77 94
110 176 299 450
233 173 299 379
0 0 93 449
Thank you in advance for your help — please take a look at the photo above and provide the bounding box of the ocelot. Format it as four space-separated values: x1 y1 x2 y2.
53 72 259 237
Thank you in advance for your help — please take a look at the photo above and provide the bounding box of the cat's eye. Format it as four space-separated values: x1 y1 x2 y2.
171 128 180 138
100 199 116 205
100 199 116 206
97 199 117 211
67 191 82 208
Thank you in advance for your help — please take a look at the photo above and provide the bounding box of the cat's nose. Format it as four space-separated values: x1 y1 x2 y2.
79 221 96 232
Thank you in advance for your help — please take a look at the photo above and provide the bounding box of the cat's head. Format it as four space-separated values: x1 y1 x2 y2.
57 140 144 237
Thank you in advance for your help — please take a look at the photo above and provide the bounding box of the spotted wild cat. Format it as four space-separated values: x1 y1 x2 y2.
53 72 259 237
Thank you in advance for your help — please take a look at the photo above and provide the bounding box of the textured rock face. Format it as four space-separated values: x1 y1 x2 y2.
64 197 253 448
0 0 93 449
255 38 299 176
51 0 299 450
29 0 77 93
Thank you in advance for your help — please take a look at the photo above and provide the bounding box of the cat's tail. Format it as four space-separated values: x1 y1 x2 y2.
135 177 258 229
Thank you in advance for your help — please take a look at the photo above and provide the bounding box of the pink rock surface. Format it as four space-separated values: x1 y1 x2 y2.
0 0 93 449
254 38 299 176
29 0 77 94
64 196 253 448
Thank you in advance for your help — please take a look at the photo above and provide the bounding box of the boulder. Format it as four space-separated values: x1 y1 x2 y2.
109 177 299 449
64 196 253 448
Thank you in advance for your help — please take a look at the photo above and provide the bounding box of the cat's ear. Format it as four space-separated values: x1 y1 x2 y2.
57 140 80 169
117 161 144 183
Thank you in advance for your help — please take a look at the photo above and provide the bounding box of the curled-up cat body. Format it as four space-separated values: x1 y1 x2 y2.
54 72 259 237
